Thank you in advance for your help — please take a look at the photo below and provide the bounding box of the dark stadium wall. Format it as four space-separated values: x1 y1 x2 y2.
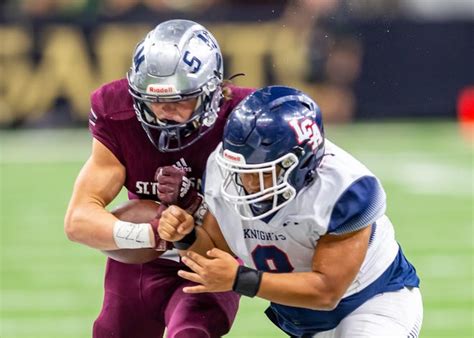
353 20 474 120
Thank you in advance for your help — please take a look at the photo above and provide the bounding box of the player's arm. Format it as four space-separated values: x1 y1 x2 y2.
64 139 155 250
159 206 240 291
195 210 234 255
256 225 371 310
257 175 384 309
179 222 371 310
158 205 234 257
179 225 371 309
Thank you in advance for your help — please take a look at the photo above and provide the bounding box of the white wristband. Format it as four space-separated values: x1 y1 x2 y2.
113 220 153 249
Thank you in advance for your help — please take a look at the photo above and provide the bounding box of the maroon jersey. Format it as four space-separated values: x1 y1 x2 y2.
90 79 247 338
89 78 254 200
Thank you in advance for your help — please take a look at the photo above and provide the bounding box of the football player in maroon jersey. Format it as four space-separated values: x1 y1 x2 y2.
65 19 254 338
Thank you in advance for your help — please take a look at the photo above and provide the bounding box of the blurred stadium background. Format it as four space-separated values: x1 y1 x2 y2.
1 0 473 337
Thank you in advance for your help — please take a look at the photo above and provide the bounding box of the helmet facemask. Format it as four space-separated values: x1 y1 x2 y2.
217 145 300 221
130 78 223 151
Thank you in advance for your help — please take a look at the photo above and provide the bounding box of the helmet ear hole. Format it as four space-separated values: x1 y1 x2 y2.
304 169 317 185
291 145 305 158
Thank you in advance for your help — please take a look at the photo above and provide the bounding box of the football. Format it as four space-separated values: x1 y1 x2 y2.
102 199 165 264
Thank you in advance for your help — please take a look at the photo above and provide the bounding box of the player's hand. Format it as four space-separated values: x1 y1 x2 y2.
155 166 186 204
158 205 194 242
178 249 239 293
155 166 202 213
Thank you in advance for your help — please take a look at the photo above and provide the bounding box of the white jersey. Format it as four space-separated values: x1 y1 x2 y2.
205 139 420 336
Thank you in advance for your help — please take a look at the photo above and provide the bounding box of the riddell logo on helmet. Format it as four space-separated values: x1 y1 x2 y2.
146 85 177 94
223 150 245 164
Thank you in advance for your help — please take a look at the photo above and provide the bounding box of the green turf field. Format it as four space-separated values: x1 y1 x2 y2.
1 122 472 337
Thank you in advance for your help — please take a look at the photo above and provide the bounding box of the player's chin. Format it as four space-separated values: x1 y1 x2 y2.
101 248 163 264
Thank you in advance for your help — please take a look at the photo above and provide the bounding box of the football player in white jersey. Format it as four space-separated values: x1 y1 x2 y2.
158 86 423 337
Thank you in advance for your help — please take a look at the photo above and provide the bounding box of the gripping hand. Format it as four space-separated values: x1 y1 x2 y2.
158 206 195 243
155 166 205 219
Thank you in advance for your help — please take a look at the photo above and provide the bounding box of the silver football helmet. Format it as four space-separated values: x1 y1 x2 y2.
127 20 224 152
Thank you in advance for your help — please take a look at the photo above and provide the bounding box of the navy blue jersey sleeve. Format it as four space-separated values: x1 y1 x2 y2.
328 176 385 235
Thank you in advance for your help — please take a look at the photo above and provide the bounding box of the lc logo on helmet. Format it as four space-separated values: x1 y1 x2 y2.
288 118 322 151
146 84 177 94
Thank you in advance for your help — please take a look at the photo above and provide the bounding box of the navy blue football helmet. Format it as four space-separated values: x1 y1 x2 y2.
216 86 325 220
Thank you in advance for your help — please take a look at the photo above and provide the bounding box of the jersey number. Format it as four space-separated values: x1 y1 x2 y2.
251 245 294 273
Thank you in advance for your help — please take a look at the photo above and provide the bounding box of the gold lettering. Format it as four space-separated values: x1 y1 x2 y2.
270 25 311 91
36 26 97 121
94 24 151 87
209 23 275 87
0 22 313 125
0 27 34 124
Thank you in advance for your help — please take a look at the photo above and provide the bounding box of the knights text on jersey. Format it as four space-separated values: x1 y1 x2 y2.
204 139 420 335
